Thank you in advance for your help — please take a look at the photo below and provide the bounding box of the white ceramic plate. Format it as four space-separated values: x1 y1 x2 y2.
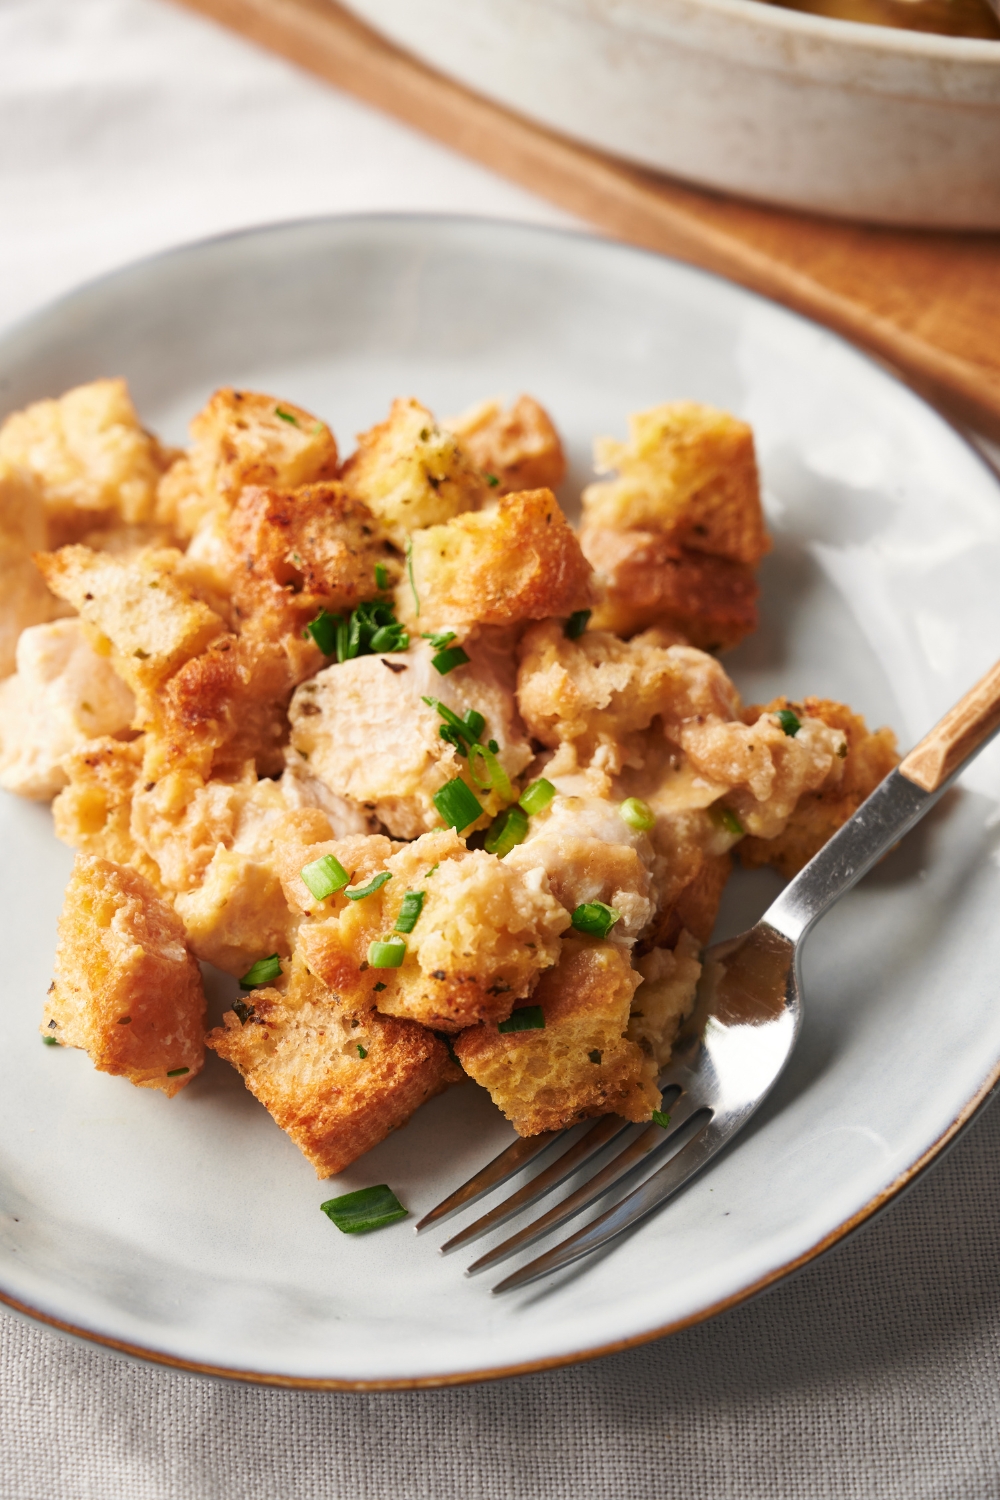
3 215 1000 1389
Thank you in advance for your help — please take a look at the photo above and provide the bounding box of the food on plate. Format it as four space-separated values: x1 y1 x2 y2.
0 379 899 1177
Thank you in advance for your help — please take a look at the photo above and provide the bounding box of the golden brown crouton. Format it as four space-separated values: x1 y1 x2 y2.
206 988 460 1176
156 388 338 539
0 464 65 675
339 397 487 548
582 402 769 566
581 526 759 652
645 851 732 951
739 697 899 877
43 855 205 1095
292 828 569 1031
627 930 702 1070
0 620 136 801
444 395 566 495
52 736 165 891
454 936 657 1135
0 379 174 541
400 488 594 639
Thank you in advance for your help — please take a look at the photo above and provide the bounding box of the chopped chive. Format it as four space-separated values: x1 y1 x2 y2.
300 853 350 901
368 936 406 968
498 1005 545 1034
486 473 500 487
425 864 439 877
473 743 513 802
488 739 498 753
374 562 389 591
240 954 282 989
463 709 485 739
433 777 483 832
588 1049 602 1064
519 777 556 816
564 609 591 640
306 608 339 656
275 407 298 425
710 804 744 838
232 998 255 1025
775 708 801 737
357 1044 368 1059
421 630 456 650
394 890 425 933
320 1184 408 1234
570 902 621 939
166 1067 190 1078
484 805 528 857
619 797 655 832
345 870 392 901
652 1110 672 1129
432 645 470 676
42 1035 59 1047
406 537 420 617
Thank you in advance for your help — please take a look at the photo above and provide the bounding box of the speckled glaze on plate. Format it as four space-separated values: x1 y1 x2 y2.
2 215 1000 1388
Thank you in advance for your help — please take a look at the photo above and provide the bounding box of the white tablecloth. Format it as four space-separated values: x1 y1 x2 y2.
3 3 1000 1495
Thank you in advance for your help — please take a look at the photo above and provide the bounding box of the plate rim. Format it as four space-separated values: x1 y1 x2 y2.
2 208 999 1388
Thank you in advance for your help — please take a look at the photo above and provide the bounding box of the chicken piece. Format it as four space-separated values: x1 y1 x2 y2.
454 936 657 1135
582 526 759 652
444 395 566 495
627 930 702 1070
51 736 165 891
505 793 657 947
296 828 571 1032
43 855 205 1096
339 397 487 548
206 981 460 1176
0 620 136 801
155 388 338 540
399 488 594 640
0 464 65 675
278 758 384 836
287 635 532 839
581 402 769 566
0 378 174 542
739 697 898 877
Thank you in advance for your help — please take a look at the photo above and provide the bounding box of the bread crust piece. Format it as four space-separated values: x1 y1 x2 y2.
399 488 594 639
206 985 461 1176
443 395 567 495
739 697 899 878
581 401 770 567
454 936 657 1134
43 855 205 1095
0 463 65 676
581 526 759 652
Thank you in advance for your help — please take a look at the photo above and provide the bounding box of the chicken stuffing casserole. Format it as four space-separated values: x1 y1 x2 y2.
0 380 898 1172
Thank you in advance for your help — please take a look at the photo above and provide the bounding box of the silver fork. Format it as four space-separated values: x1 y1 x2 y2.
417 657 1000 1292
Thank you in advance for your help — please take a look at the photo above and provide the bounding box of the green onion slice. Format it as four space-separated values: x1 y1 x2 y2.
42 1035 59 1047
166 1067 190 1078
374 562 389 591
422 629 456 650
564 609 591 640
432 645 470 676
619 797 655 832
710 804 744 838
484 805 528 857
345 870 392 902
357 1044 368 1059
433 777 483 832
275 407 298 425
300 853 350 901
519 778 556 816
570 902 621 939
320 1184 408 1234
652 1110 672 1129
368 937 406 968
405 537 420 617
498 1005 546 1034
394 890 425 934
240 954 282 989
306 608 339 656
775 708 801 737
486 473 500 487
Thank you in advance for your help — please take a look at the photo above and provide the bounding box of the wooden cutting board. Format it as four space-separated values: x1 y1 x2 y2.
174 0 1000 443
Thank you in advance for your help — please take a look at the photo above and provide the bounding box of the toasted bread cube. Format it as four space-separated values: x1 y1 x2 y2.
36 544 226 706
0 464 65 675
739 697 898 877
400 488 594 638
454 936 657 1135
52 736 166 890
581 526 759 652
206 988 460 1176
156 389 338 539
444 395 566 495
582 402 769 566
0 379 172 539
287 635 532 839
43 855 205 1095
0 620 135 800
627 930 702 1070
647 851 732 951
340 397 487 548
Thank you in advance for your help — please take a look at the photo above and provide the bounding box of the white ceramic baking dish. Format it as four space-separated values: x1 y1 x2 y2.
342 0 1000 227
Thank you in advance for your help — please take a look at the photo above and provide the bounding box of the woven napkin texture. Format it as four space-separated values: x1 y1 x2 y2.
3 1 1000 1495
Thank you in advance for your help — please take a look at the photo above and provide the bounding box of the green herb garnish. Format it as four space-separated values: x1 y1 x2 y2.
498 1005 546 1034
433 777 483 832
422 630 457 650
166 1066 190 1078
394 890 425 933
42 1035 59 1047
306 608 339 656
486 473 500 488
619 797 655 832
320 1184 408 1234
300 853 350 901
368 937 407 968
564 609 591 640
519 778 556 816
275 407 299 425
570 902 621 940
422 698 484 756
406 536 420 617
432 645 470 676
652 1110 672 1129
240 954 282 989
775 709 801 737
484 805 528 857
357 1044 368 1059
374 561 389 591
710 804 744 838
232 998 255 1025
345 870 392 901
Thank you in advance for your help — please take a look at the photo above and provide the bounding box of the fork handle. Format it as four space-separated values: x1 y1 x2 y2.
765 657 1000 944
